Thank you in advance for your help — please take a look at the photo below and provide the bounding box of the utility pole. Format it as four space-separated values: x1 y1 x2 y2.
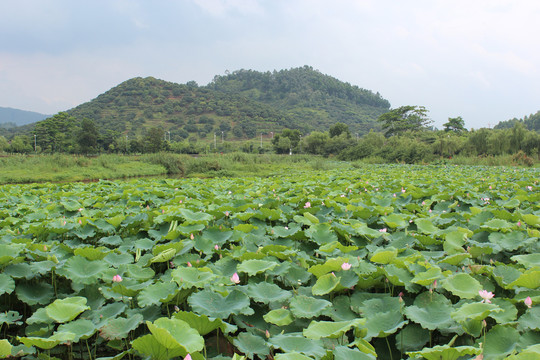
221 131 224 144
126 135 128 154
34 134 36 152
214 133 217 149
260 133 263 148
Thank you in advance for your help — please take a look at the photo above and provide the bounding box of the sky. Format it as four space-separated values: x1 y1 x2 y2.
1 0 539 130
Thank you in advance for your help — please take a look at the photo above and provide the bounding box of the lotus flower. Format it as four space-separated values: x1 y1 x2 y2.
304 202 311 208
112 275 123 283
379 228 387 233
341 262 352 271
524 296 532 308
184 355 192 360
479 289 494 303
230 272 240 284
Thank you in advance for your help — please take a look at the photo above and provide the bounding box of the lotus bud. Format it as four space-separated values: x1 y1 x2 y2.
112 275 122 283
341 262 352 271
524 296 533 308
230 272 240 284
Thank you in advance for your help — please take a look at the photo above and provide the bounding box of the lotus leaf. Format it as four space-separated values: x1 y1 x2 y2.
289 295 332 318
147 318 204 353
263 309 294 326
482 325 519 360
269 333 326 358
16 282 54 306
333 346 376 360
99 314 143 340
442 273 483 298
415 218 440 234
0 274 15 295
171 267 217 288
303 319 364 339
451 302 501 323
312 273 340 296
173 311 226 335
370 247 398 264
508 269 540 289
407 345 481 360
57 256 109 285
232 332 270 359
56 319 97 341
189 289 254 318
395 324 430 352
246 282 292 303
517 307 540 331
137 281 178 307
17 336 61 350
131 334 185 360
274 353 313 360
45 296 90 323
404 292 456 331
0 339 11 358
237 259 278 276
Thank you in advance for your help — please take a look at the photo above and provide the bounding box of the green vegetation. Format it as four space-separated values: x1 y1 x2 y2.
0 165 538 358
495 110 540 132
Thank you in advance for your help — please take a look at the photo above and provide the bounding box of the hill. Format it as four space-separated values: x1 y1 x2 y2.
208 66 390 134
495 110 540 132
0 107 50 128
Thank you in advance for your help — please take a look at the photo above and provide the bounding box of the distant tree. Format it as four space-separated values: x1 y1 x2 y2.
301 131 329 155
329 122 351 138
272 129 301 154
10 136 32 154
377 106 432 137
77 118 99 154
33 112 78 153
0 136 9 152
443 116 467 133
144 127 164 153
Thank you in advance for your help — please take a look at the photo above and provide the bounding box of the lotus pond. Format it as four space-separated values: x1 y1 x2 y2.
0 164 539 360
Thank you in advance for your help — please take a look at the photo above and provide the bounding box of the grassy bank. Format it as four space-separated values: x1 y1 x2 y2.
0 153 344 184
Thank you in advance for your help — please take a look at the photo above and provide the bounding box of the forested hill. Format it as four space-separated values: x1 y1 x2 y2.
208 66 390 134
495 110 540 132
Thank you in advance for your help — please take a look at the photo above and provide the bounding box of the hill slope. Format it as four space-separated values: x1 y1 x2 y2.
0 107 50 128
495 110 540 132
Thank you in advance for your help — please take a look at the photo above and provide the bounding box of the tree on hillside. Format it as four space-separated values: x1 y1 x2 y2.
33 112 78 153
272 129 301 154
145 127 165 153
329 122 351 138
443 116 467 133
77 118 99 154
0 136 9 152
377 106 432 137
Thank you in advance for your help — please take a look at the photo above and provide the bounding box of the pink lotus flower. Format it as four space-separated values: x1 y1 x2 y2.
214 244 220 250
230 272 240 284
379 228 387 233
112 275 122 283
187 261 192 267
524 296 532 308
184 354 192 360
304 202 311 208
190 233 194 240
479 289 494 303
527 186 533 191
517 221 522 227
341 262 352 271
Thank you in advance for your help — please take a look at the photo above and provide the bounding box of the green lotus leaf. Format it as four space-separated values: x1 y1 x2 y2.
16 282 54 306
481 218 513 232
438 253 471 266
517 307 540 331
237 259 278 276
246 282 292 304
57 256 110 285
73 246 109 260
126 264 155 281
256 208 282 221
333 345 376 360
489 231 526 252
308 257 349 277
147 318 204 353
45 296 90 323
411 267 444 286
137 281 178 307
395 324 430 352
415 218 440 234
384 264 413 287
173 311 226 336
303 319 364 339
201 228 233 245
98 235 124 247
269 333 326 358
506 344 540 360
56 319 97 342
99 314 144 340
171 267 216 289
0 244 25 266
17 336 61 350
131 334 185 360
404 292 456 331
482 325 519 359
177 208 213 225
369 247 398 264
85 302 127 325
512 254 540 268
407 345 481 360
263 309 294 326
274 353 313 360
272 225 300 238
521 214 539 228
508 269 540 289
149 248 177 264
305 223 337 245
189 289 253 319
383 213 408 229
0 274 15 296
289 295 332 318
61 199 82 212
312 273 340 296
364 310 408 339
0 339 12 358
0 311 22 326
441 273 483 299
104 252 134 266
232 332 270 359
451 302 501 323
490 298 517 324
492 264 522 288
73 224 97 240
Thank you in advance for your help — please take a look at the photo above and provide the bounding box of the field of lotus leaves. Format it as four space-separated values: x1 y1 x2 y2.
0 164 539 360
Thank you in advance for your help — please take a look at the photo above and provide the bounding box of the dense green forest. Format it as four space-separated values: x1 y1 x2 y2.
494 110 540 132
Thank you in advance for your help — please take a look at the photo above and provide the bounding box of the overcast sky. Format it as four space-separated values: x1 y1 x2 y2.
1 0 539 129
